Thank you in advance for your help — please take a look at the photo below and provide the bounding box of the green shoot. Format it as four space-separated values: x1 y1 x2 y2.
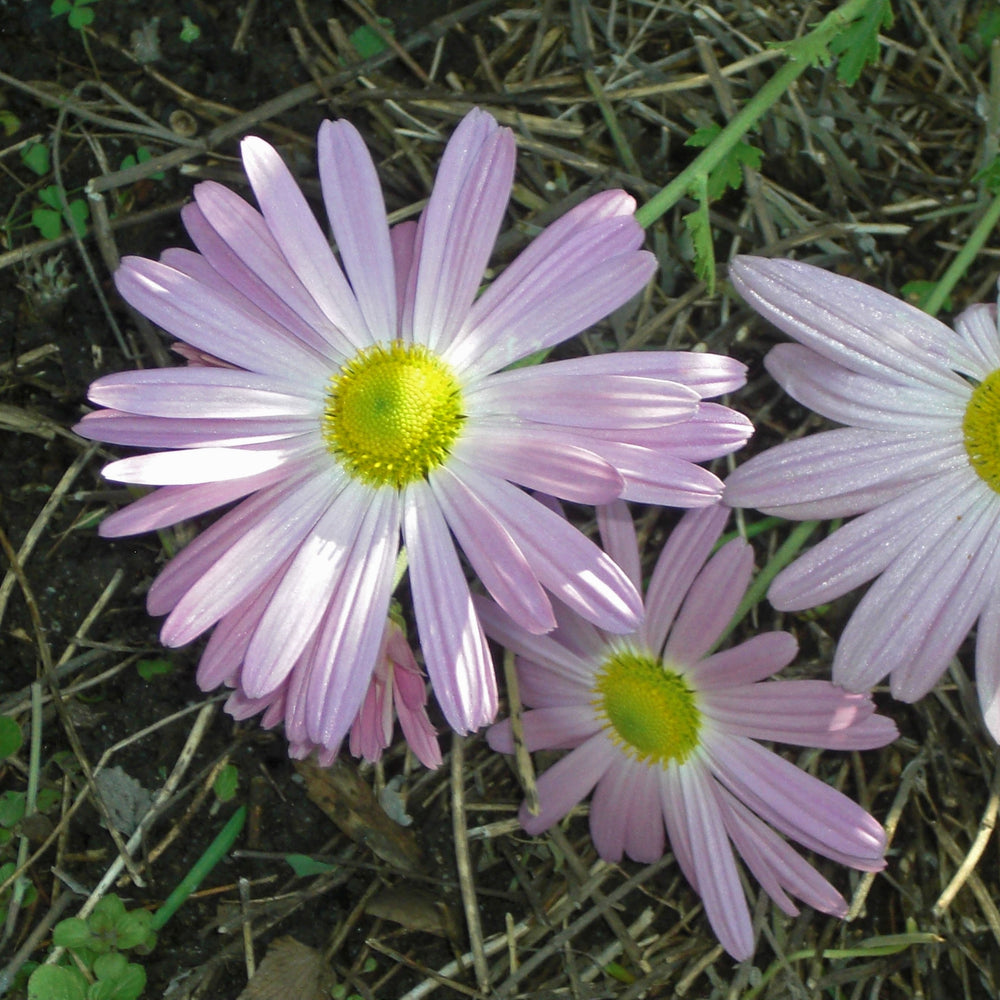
829 0 893 85
50 0 100 30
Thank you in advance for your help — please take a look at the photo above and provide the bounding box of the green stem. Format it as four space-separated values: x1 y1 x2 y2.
712 520 820 650
634 0 873 229
151 806 246 931
922 187 1000 316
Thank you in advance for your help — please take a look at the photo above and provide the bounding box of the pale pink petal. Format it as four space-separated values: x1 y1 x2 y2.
634 403 754 461
491 704 599 753
390 221 418 322
518 734 614 835
466 373 699 428
729 256 975 390
115 256 331 384
718 789 848 917
102 440 314 486
87 367 321 420
454 250 657 377
675 758 754 961
318 118 397 340
451 425 623 504
767 470 971 610
590 758 641 861
834 485 1000 698
707 736 887 867
976 576 1000 742
240 482 392 698
597 500 642 592
954 303 1000 379
429 466 554 633
96 457 317 537
724 427 966 520
445 459 642 633
665 538 753 664
702 680 897 749
621 763 666 863
240 135 372 347
644 504 729 654
299 490 401 747
192 181 355 357
472 349 746 398
76 408 315 449
766 342 966 431
693 632 798 689
403 480 497 733
156 467 344 642
411 109 516 353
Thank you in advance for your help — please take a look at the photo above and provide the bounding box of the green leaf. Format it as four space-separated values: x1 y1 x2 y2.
348 19 392 60
93 952 128 981
829 0 893 85
53 916 94 950
50 0 73 16
89 961 146 1000
900 279 952 313
682 176 716 293
32 207 62 239
179 15 201 43
68 5 96 29
977 5 1000 46
285 853 336 876
28 965 89 1000
0 109 21 136
20 142 51 176
37 786 63 813
213 764 239 803
684 125 762 200
66 198 89 236
0 790 25 827
136 658 173 681
114 908 154 951
0 716 22 759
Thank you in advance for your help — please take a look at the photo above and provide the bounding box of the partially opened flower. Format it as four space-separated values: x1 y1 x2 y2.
724 256 1000 740
75 109 752 761
485 501 894 960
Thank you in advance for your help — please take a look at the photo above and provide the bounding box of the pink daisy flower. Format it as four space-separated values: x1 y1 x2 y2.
485 501 894 960
75 109 752 759
724 256 1000 740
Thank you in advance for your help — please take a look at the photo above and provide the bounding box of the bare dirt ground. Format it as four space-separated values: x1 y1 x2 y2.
1 1 999 998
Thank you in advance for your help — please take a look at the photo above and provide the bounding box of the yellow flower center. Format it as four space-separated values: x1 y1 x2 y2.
963 368 1000 493
592 647 701 766
324 341 464 489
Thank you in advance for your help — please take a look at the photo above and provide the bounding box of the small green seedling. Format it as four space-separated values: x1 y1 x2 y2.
119 147 165 182
212 764 239 804
20 141 51 177
50 0 101 30
179 16 201 43
136 658 173 682
0 716 22 760
32 185 89 239
29 895 155 1000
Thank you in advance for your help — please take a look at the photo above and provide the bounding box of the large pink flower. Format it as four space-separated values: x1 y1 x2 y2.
76 109 751 759
724 256 1000 740
485 501 894 960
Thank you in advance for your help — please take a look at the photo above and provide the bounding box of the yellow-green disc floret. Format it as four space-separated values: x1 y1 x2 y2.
324 341 465 489
593 647 701 765
964 368 1000 494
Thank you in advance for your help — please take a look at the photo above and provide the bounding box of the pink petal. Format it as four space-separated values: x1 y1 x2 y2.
429 466 554 634
724 427 966 520
766 342 966 431
518 733 614 835
643 504 730 654
403 480 497 733
445 459 642 633
729 256 973 391
665 537 753 664
767 469 970 610
410 109 516 353
597 501 642 592
701 680 897 750
693 632 798 689
115 256 332 384
240 135 372 349
192 181 354 357
976 576 1000 742
318 119 397 339
452 424 623 504
954 303 1000 379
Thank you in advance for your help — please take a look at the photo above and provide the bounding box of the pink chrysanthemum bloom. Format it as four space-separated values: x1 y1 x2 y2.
484 501 894 960
724 256 1000 741
74 109 752 759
